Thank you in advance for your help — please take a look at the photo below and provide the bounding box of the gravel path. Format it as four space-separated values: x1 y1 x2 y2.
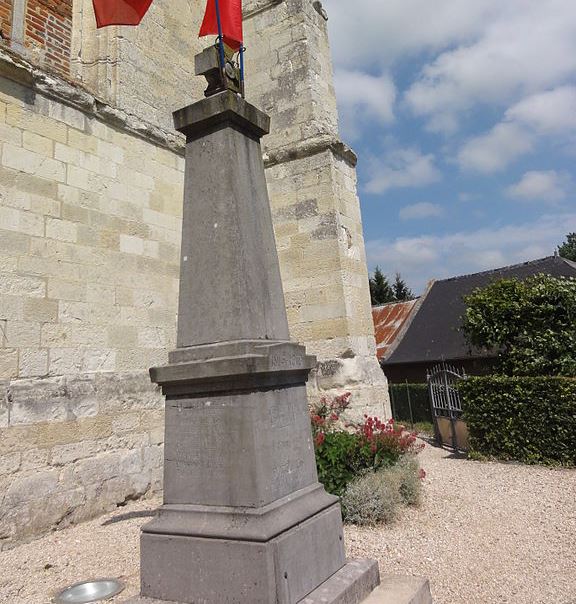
1 441 574 604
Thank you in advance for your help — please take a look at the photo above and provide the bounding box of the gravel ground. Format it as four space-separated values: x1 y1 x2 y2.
1 441 575 604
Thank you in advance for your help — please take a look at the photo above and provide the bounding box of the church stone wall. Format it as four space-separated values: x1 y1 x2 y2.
71 0 206 130
0 372 164 550
0 54 179 547
244 0 389 416
0 66 182 381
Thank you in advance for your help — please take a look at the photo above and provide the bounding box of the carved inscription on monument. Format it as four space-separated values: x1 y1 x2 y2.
270 352 302 370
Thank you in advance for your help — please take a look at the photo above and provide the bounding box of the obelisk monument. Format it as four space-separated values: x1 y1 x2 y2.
133 48 380 604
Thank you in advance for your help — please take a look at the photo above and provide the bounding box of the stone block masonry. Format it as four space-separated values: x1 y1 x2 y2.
0 371 165 550
0 53 182 381
245 0 391 418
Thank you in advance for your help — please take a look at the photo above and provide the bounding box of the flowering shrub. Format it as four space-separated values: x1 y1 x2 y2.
311 393 424 497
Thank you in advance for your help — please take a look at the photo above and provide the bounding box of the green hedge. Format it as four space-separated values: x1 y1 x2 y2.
389 383 432 424
459 376 576 465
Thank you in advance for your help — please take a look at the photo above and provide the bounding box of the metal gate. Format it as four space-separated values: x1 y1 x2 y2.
427 364 468 451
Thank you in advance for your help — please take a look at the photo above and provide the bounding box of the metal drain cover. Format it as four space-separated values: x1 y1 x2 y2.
54 578 124 603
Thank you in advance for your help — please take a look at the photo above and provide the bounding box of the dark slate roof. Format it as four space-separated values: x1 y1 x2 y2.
372 299 419 361
383 256 576 366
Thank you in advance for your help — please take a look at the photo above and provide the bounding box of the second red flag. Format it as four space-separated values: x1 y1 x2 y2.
199 0 243 51
92 0 153 27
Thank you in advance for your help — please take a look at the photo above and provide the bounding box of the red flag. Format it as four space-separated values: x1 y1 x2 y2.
92 0 153 27
199 0 243 51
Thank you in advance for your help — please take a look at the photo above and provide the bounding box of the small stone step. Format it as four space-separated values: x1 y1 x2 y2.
298 559 380 603
361 575 433 604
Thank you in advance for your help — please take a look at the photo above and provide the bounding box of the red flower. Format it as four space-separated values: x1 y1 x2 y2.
418 468 426 480
315 432 325 446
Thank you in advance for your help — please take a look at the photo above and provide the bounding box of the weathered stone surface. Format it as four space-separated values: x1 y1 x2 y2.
174 92 288 348
125 558 381 604
0 371 164 550
141 505 346 604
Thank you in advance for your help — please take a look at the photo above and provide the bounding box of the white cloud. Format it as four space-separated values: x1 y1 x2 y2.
366 213 576 293
325 0 501 70
457 123 533 173
399 202 443 221
403 1 576 130
505 170 571 202
506 86 576 134
456 85 576 174
334 69 396 140
365 148 441 194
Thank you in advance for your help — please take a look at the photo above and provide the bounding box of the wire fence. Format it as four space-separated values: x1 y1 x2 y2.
388 381 433 427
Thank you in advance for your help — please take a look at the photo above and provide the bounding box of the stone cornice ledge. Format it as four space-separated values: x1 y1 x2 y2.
0 48 356 169
245 0 284 19
264 135 358 168
0 46 185 155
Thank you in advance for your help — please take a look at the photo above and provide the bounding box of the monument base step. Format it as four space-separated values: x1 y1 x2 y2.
298 558 379 603
361 575 433 604
124 558 381 604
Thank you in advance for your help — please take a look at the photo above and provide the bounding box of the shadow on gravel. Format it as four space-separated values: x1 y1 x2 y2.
102 511 156 526
419 434 468 459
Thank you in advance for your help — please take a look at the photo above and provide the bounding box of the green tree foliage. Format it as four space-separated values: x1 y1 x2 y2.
392 272 414 301
558 232 576 261
462 274 576 377
369 267 414 305
369 266 394 305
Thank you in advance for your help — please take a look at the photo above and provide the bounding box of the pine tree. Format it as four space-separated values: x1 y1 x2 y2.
558 233 576 262
369 266 395 305
392 272 414 301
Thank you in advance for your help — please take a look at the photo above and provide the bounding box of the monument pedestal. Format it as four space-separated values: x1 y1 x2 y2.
135 90 379 603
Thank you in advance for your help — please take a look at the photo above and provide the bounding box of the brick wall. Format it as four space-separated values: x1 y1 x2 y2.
2 0 72 77
24 0 72 76
0 0 11 40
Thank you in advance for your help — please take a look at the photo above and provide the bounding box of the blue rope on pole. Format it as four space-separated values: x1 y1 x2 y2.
239 45 245 95
213 0 226 71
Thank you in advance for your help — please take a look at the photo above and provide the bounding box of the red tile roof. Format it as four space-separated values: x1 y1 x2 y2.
372 299 419 361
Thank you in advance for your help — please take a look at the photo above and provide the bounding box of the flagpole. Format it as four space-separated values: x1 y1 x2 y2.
213 0 226 74
239 45 245 97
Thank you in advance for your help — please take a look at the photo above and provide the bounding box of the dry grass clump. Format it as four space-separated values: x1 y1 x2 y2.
341 455 423 526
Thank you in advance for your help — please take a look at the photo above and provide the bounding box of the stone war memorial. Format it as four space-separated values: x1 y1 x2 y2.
127 43 380 602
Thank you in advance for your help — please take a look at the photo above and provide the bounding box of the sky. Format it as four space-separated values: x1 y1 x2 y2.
324 0 576 293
